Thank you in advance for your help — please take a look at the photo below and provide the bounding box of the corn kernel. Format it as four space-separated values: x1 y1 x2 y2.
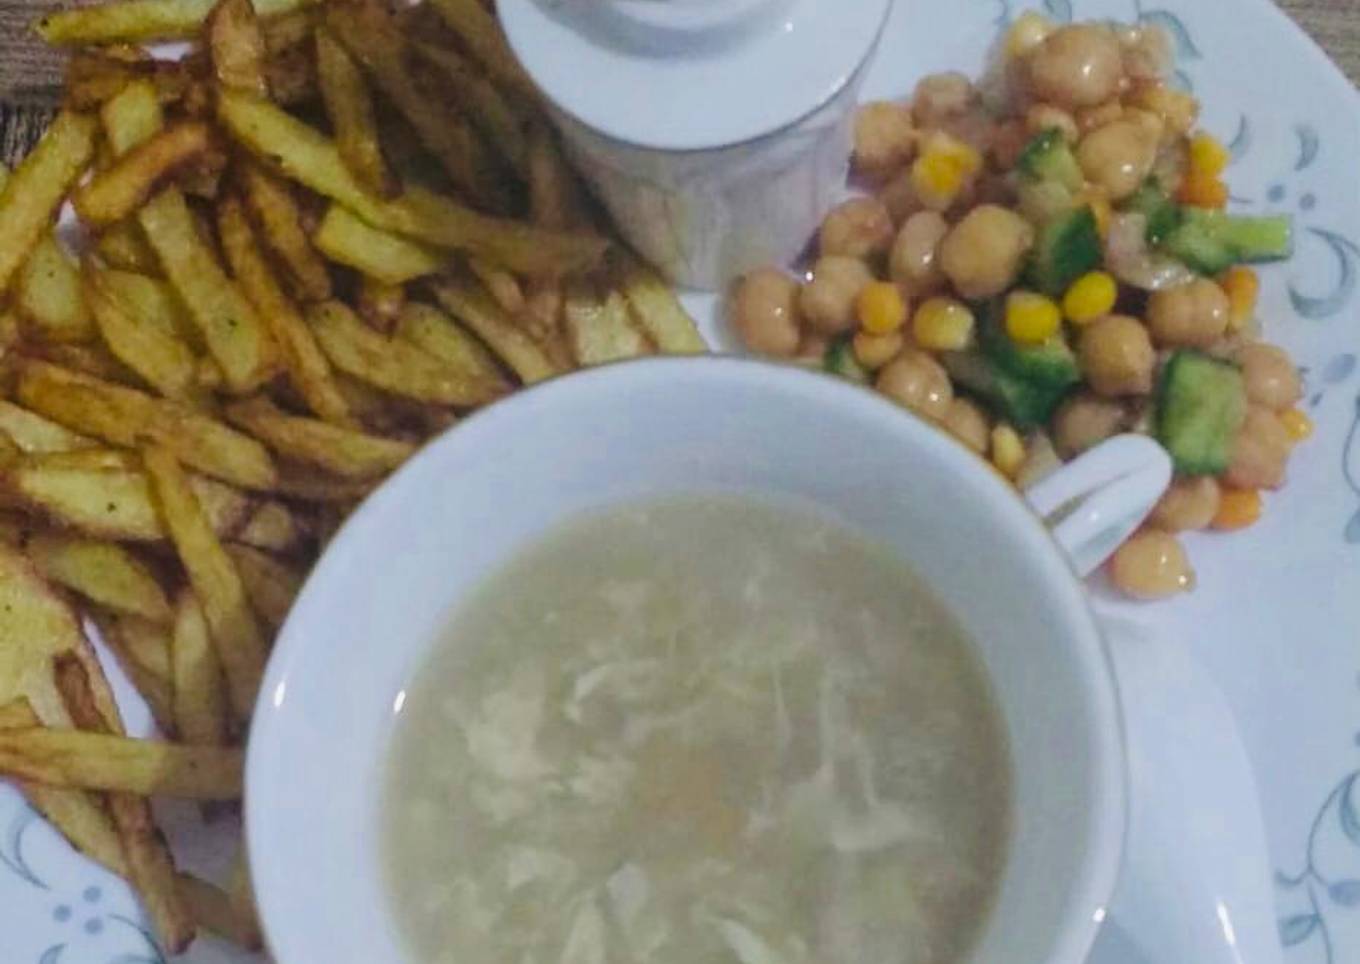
1006 11 1053 59
1004 290 1062 344
857 281 909 335
1087 195 1113 240
1178 170 1229 209
1279 408 1315 443
1212 488 1263 531
1128 85 1200 137
991 424 1026 479
1220 266 1259 330
912 297 976 351
1062 271 1118 325
910 133 982 211
1189 132 1232 178
853 330 905 370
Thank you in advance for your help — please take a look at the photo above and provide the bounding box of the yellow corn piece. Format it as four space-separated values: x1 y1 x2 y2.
911 297 975 351
1189 132 1231 178
1088 195 1113 240
991 425 1026 480
1004 291 1062 344
1212 488 1263 531
1178 170 1229 209
857 282 908 336
910 133 981 211
1062 271 1118 325
1220 266 1259 330
1278 408 1314 443
852 331 904 371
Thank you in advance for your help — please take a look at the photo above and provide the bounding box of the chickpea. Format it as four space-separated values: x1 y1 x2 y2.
731 268 802 357
1237 341 1302 411
1028 24 1125 110
1077 115 1161 200
854 101 917 182
799 256 875 336
1146 279 1231 348
819 197 895 261
911 72 976 129
1225 404 1292 490
1118 23 1174 83
939 205 1035 300
1052 392 1126 458
889 211 949 294
876 349 953 422
1127 83 1199 138
1079 315 1156 396
1025 103 1080 143
992 119 1031 171
797 332 831 362
942 397 991 454
939 107 997 157
1076 99 1124 135
1109 530 1195 600
879 168 923 225
1151 476 1222 532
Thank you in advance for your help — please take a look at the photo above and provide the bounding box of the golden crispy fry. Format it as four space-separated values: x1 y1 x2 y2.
207 0 267 95
234 499 309 553
225 395 414 479
272 461 376 502
262 7 315 54
217 196 351 424
24 341 141 385
35 0 314 45
0 510 37 547
100 78 164 154
87 609 176 735
85 266 198 398
28 533 172 623
312 204 443 285
171 590 229 746
75 122 214 228
178 872 263 949
430 275 560 384
527 123 590 230
468 257 525 315
613 252 707 354
0 111 98 296
143 444 267 725
217 91 608 275
309 300 504 406
96 220 161 273
16 235 97 343
137 189 280 393
565 282 654 366
357 276 405 334
264 41 317 106
395 302 510 389
17 361 277 490
225 542 303 631
227 852 264 949
239 162 332 302
411 41 530 176
325 0 511 212
314 25 393 197
426 0 537 100
0 399 86 455
65 48 190 111
97 268 200 347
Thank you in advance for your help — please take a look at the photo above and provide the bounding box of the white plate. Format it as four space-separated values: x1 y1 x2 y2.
4 0 1359 961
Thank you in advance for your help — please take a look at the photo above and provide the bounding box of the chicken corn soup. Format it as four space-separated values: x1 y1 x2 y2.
382 497 1012 964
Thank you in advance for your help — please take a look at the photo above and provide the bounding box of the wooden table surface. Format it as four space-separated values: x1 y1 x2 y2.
1 0 1356 164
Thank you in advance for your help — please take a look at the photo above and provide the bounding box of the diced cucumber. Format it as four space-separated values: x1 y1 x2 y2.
823 337 869 384
1017 129 1084 193
1161 211 1294 275
978 301 1082 390
1025 206 1103 297
1123 180 1182 244
1155 350 1248 476
943 351 1074 430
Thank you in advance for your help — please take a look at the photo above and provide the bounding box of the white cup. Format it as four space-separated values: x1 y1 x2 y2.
247 358 1148 963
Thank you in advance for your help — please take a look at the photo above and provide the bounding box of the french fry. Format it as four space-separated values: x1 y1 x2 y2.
24 341 141 385
309 300 504 406
325 0 512 212
313 204 443 285
65 47 190 111
100 77 165 155
264 40 317 106
217 90 608 275
564 282 654 366
225 395 414 479
468 256 525 315
143 443 268 725
430 275 560 384
225 543 302 631
16 361 278 490
85 266 199 398
217 195 351 424
207 0 267 96
527 123 590 230
35 0 316 45
227 852 264 950
171 590 229 747
235 499 309 553
613 252 707 354
97 268 200 347
16 235 98 343
412 41 530 176
95 220 161 274
357 276 405 334
426 0 538 100
395 302 510 389
74 122 215 228
27 533 172 623
88 610 177 735
0 510 36 546
0 111 98 296
315 25 393 197
239 162 332 302
262 7 315 54
272 461 376 502
178 872 263 949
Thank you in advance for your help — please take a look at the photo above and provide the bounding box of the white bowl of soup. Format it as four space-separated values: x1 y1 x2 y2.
245 357 1125 964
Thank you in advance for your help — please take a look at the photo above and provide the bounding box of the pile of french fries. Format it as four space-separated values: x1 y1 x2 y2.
0 0 705 953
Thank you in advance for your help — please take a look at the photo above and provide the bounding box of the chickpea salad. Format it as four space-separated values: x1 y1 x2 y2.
730 12 1308 602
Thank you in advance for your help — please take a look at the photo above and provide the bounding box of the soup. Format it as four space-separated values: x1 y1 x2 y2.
383 497 1012 964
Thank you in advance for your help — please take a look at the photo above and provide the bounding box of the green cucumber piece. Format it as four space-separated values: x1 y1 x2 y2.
1025 206 1103 297
1123 180 1182 244
1017 129 1084 193
978 301 1081 390
1162 211 1294 275
823 336 869 384
1155 350 1248 476
943 351 1074 430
